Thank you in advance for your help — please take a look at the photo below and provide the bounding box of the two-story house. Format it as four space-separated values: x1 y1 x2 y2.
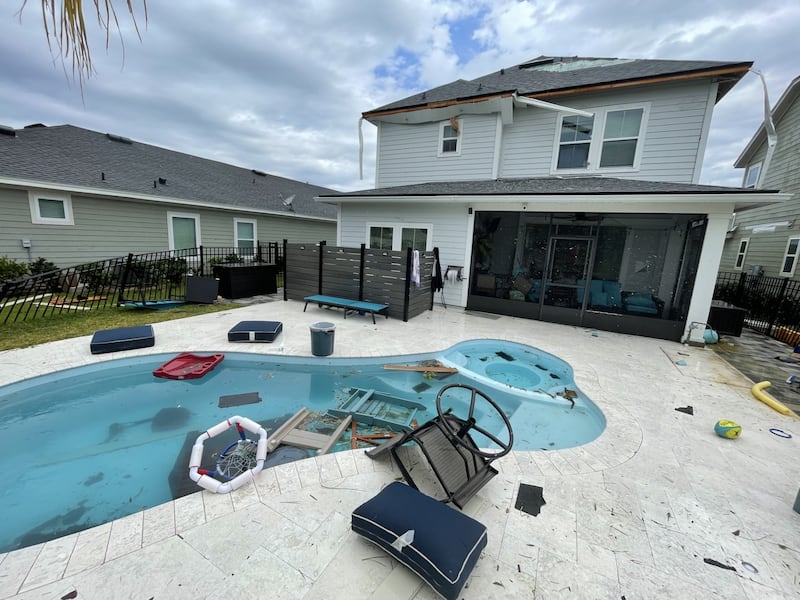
720 75 800 278
321 56 786 342
0 124 337 267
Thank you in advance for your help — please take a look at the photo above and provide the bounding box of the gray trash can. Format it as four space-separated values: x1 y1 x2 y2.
310 321 336 356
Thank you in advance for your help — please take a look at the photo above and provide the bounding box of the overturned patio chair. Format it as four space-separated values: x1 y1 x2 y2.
366 383 514 509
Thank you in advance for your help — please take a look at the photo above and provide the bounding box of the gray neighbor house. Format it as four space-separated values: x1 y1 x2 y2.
320 55 788 342
0 124 337 267
720 75 800 278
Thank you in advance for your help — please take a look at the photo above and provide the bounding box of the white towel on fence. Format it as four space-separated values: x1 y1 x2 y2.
411 250 420 287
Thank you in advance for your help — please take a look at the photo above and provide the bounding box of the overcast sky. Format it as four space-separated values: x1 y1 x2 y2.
1 1 798 192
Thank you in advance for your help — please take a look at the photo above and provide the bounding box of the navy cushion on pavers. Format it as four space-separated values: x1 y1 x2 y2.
227 320 283 342
351 482 487 600
90 325 155 354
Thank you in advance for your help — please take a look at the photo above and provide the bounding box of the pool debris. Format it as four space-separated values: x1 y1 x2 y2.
496 351 515 361
675 405 694 415
557 388 577 408
105 406 191 442
218 391 262 408
83 472 104 486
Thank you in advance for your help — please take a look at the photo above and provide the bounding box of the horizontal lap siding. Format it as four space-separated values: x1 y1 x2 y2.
0 188 335 267
500 81 712 183
376 117 497 188
721 97 800 277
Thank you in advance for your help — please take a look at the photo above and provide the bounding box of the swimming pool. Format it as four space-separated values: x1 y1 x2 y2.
0 339 604 553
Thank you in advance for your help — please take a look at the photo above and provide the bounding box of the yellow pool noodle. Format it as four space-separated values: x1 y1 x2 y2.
751 381 796 417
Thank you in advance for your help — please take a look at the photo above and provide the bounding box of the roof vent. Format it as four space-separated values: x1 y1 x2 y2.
158 177 167 185
24 123 46 128
251 169 266 176
0 125 16 137
106 132 133 144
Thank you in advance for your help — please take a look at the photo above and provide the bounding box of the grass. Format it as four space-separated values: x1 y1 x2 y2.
0 302 242 351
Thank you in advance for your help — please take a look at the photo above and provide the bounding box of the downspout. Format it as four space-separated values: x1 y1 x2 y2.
750 69 778 188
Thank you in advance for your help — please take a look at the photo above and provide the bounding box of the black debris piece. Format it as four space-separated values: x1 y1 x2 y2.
674 405 694 415
515 483 546 516
703 557 737 571
219 392 262 408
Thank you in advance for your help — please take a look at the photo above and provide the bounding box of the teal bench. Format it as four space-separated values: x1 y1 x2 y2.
303 294 389 324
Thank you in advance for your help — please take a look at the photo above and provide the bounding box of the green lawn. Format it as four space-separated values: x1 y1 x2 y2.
0 302 242 351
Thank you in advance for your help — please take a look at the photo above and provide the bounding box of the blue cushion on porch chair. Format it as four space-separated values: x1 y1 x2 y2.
351 482 487 600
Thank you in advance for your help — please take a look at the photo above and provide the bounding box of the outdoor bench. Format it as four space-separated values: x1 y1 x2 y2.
303 294 389 324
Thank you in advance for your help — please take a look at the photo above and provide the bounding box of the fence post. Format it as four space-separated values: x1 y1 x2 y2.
403 247 412 322
283 239 288 301
736 272 747 305
767 277 790 335
256 241 263 263
199 246 205 277
318 240 326 295
118 253 135 303
359 243 366 301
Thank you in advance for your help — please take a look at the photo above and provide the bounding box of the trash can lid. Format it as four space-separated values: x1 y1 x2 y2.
310 321 336 332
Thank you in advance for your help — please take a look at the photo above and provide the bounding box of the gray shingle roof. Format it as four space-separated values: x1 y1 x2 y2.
0 124 337 220
365 56 752 116
319 176 774 197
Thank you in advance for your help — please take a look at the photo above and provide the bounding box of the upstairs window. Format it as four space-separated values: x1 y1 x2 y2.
557 115 594 169
735 238 749 270
744 162 761 189
781 237 800 277
599 108 644 167
554 104 648 173
29 192 74 225
438 119 461 156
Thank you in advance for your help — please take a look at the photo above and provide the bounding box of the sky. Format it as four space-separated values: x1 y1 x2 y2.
1 0 798 192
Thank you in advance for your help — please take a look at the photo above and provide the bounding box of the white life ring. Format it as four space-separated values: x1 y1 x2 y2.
188 415 268 494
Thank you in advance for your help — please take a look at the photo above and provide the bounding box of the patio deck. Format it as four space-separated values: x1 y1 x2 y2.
1 298 799 599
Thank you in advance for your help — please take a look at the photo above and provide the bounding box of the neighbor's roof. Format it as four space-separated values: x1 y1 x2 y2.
318 176 777 198
0 124 337 220
364 56 752 119
735 74 800 167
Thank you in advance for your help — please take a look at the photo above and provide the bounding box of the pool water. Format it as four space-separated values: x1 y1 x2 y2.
0 340 604 553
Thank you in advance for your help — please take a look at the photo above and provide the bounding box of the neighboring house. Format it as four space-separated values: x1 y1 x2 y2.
720 75 800 278
0 124 337 266
321 56 786 342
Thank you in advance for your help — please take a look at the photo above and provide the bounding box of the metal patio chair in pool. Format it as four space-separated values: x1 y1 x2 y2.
366 383 514 509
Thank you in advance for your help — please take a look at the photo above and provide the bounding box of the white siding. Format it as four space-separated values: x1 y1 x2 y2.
501 82 713 183
373 80 715 187
339 202 471 307
376 116 498 188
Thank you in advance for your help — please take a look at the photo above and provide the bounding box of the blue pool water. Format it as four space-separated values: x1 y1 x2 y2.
0 340 604 553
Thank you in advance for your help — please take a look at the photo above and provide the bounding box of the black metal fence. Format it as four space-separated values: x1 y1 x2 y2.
0 243 283 324
714 271 800 346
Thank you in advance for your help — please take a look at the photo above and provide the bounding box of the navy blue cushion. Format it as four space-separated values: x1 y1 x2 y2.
227 320 283 342
90 325 155 354
352 482 487 600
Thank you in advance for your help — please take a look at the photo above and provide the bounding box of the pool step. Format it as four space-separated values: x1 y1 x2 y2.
267 407 352 455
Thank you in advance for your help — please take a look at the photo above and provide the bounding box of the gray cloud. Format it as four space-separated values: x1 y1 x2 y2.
1 0 797 190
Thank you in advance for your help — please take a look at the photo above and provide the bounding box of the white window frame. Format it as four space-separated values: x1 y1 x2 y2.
167 211 201 252
366 222 433 252
29 191 74 225
234 218 257 254
437 119 462 157
743 162 762 189
780 237 800 277
551 103 649 174
734 237 749 270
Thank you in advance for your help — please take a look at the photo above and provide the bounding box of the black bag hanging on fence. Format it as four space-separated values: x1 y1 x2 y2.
432 248 443 292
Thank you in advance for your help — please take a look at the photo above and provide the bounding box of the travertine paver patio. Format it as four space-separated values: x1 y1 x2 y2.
1 299 799 599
